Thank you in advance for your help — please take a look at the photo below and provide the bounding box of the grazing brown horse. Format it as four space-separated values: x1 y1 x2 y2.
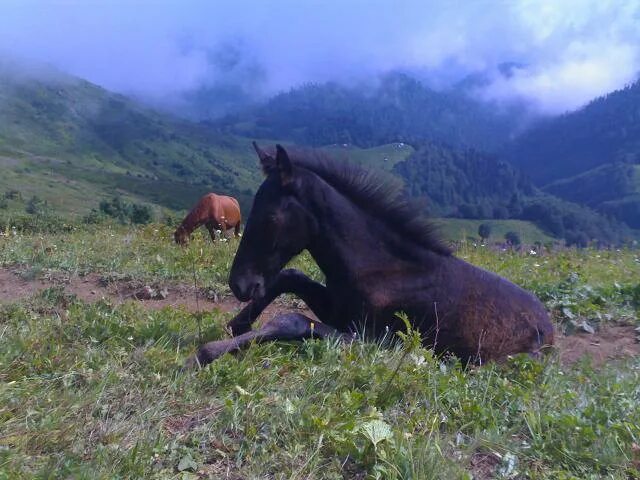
174 193 241 244
187 143 554 367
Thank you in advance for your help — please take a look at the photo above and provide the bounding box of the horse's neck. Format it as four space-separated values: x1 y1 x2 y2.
182 201 210 232
304 177 437 283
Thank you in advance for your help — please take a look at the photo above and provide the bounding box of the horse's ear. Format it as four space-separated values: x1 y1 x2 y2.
275 144 293 185
253 141 275 174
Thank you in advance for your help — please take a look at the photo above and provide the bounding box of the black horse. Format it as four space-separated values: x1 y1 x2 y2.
186 143 554 367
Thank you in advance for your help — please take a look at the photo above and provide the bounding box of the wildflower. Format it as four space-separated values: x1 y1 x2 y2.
529 249 537 255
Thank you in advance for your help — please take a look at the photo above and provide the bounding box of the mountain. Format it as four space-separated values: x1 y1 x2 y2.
504 79 640 229
543 163 640 229
506 80 640 185
392 143 631 246
214 72 520 152
0 59 263 215
0 60 633 245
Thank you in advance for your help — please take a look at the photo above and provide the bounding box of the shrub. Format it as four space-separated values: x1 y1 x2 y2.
478 223 492 241
98 196 153 225
25 196 47 215
505 231 521 246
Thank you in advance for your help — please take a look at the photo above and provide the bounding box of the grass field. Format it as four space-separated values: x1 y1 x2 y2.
0 224 639 479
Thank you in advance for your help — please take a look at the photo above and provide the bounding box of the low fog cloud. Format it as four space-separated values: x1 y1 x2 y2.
1 0 639 114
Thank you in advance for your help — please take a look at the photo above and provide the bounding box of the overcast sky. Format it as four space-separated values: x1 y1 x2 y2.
2 0 639 114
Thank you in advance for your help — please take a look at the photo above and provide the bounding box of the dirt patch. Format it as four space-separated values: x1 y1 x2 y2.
163 405 223 436
0 267 306 324
0 268 51 300
0 266 238 311
468 452 500 480
555 325 640 366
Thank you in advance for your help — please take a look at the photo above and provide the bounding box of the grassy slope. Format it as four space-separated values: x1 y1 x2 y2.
543 163 640 229
0 62 265 215
436 218 555 244
0 225 639 478
322 142 415 172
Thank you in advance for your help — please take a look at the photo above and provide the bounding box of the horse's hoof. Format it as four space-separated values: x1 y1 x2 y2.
184 340 236 370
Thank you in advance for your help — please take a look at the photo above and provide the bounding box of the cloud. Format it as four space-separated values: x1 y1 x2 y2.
1 0 639 114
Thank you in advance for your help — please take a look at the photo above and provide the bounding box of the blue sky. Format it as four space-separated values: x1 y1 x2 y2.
2 0 639 114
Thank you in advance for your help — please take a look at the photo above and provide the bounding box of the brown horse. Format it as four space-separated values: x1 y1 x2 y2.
187 144 554 368
174 193 241 244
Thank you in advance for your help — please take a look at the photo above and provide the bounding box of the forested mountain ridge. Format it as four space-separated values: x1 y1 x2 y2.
503 79 640 229
505 79 640 185
214 72 520 152
393 143 632 246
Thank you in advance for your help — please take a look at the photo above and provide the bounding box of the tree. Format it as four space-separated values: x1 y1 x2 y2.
478 223 492 241
25 196 47 215
130 204 152 224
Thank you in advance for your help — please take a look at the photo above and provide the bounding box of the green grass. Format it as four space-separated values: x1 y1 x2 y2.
322 143 415 172
0 224 639 478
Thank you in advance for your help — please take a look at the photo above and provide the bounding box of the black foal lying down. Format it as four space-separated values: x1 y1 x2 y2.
186 143 554 368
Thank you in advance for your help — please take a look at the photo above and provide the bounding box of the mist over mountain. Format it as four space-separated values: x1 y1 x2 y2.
212 72 526 152
2 1 639 117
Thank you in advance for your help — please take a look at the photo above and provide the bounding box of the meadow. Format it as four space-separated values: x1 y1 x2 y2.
0 224 639 479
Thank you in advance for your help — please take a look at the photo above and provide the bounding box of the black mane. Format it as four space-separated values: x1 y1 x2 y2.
285 148 452 256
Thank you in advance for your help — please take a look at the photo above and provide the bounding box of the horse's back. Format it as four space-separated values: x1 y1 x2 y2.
219 195 242 225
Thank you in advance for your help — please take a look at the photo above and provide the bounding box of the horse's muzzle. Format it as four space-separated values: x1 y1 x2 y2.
230 273 265 302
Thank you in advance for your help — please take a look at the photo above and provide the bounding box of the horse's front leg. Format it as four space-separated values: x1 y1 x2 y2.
227 269 333 335
186 313 345 368
205 221 220 242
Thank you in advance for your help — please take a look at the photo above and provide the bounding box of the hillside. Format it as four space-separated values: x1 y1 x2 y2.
542 163 640 229
505 79 640 185
0 61 634 246
214 72 519 152
0 59 263 215
503 80 640 229
393 144 632 246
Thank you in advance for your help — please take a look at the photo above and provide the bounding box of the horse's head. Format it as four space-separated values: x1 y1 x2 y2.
229 143 318 301
174 226 189 245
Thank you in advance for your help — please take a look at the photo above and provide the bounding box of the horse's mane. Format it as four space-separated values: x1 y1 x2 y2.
285 148 452 256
